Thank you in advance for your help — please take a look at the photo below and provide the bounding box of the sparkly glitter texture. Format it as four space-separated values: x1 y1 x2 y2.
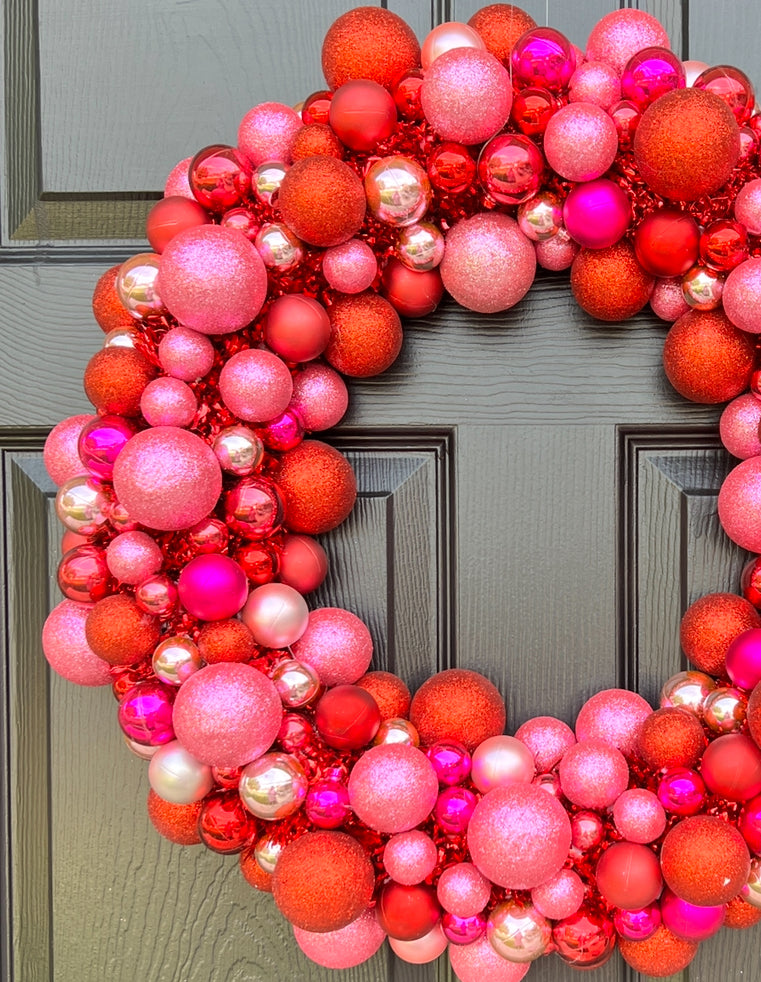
85 594 160 666
291 123 344 161
719 457 761 553
383 830 438 885
84 347 156 417
43 414 95 487
514 716 576 772
91 264 134 333
618 924 698 976
409 669 506 750
468 5 536 63
146 789 202 846
273 440 356 534
326 292 402 377
585 9 671 75
664 309 755 404
680 592 761 676
720 394 761 459
237 102 302 166
449 935 531 982
575 688 652 757
291 607 373 686
321 7 420 91
278 156 366 248
660 815 751 906
558 739 630 809
437 862 492 918
544 103 619 182
355 671 411 721
293 908 386 968
42 599 112 686
571 242 654 322
348 744 439 833
290 364 349 431
723 257 761 333
531 869 584 920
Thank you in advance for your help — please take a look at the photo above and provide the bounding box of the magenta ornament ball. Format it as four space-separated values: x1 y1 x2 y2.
348 744 439 834
383 831 438 885
660 889 725 942
585 9 671 75
467 784 572 890
113 426 222 531
44 414 95 486
514 716 576 772
421 47 512 146
440 213 536 313
543 103 618 182
140 377 197 428
614 904 662 942
435 787 478 833
726 630 761 692
563 179 632 249
78 414 136 481
720 394 761 459
292 908 386 970
237 101 302 166
558 739 630 809
157 225 267 335
471 735 535 793
117 680 176 746
427 740 472 786
612 788 666 843
575 688 652 757
158 327 215 381
448 934 531 982
437 862 492 918
178 554 248 621
734 178 761 235
511 27 576 92
290 607 373 686
240 583 309 649
719 457 761 553
290 364 349 431
172 663 282 767
389 923 448 964
723 258 761 333
530 869 585 920
219 349 293 423
621 47 685 111
106 530 163 585
42 599 112 686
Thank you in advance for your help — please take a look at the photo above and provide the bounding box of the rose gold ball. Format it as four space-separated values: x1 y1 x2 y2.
212 425 264 476
117 253 166 318
239 752 308 821
660 671 717 719
255 832 284 873
152 635 202 686
364 156 432 227
272 659 322 708
682 264 725 310
703 686 748 734
255 222 304 270
517 192 563 242
374 718 420 747
487 902 552 963
396 222 445 271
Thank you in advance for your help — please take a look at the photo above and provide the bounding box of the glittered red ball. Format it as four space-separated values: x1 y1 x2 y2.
381 260 444 318
290 123 344 161
725 894 761 929
663 309 755 404
660 815 751 906
197 619 258 664
321 7 421 91
85 594 160 666
468 4 537 64
680 592 761 676
570 242 654 322
747 682 761 748
239 846 273 893
278 156 365 248
409 669 506 751
636 707 706 770
376 882 441 941
355 671 411 721
272 831 375 932
274 440 357 534
314 684 381 749
619 924 699 976
146 789 202 846
91 264 134 334
633 209 700 277
83 347 157 417
633 88 740 201
146 195 210 253
326 292 403 377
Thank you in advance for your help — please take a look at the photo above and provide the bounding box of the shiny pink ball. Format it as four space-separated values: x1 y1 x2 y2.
383 831 438 885
612 788 666 843
586 9 671 75
614 904 662 942
106 530 163 585
117 680 176 746
719 458 761 552
720 394 761 459
42 599 111 686
449 935 531 982
514 716 576 771
596 841 663 910
511 27 576 92
290 364 349 431
421 22 485 71
562 179 632 249
157 327 215 381
172 663 282 767
661 889 725 942
471 734 535 792
435 786 478 833
569 61 621 109
467 784 572 890
178 555 248 621
157 225 268 335
442 912 486 946
278 534 329 594
322 239 378 294
219 349 293 423
224 476 284 539
621 47 685 111
544 103 618 182
535 228 579 271
739 794 761 854
437 862 492 918
735 178 761 235
650 277 690 321
140 377 196 428
237 101 302 165
292 908 386 970
421 47 512 145
305 777 350 829
558 739 629 809
260 409 304 452
531 869 585 920
291 607 373 686
575 688 652 757
426 740 472 786
348 744 439 834
44 413 95 486
264 295 331 362
440 213 536 313
657 767 707 816
78 414 136 482
240 583 309 648
723 258 761 333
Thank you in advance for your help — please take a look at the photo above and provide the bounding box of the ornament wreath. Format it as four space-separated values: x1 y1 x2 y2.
41 5 761 979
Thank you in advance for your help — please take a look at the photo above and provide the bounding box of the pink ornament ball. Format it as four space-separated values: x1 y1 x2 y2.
437 862 492 918
531 869 585 920
421 22 485 71
575 688 652 757
723 258 761 333
164 157 194 199
322 239 378 294
515 716 576 772
290 364 349 431
613 788 666 843
650 277 690 321
720 394 761 459
348 744 439 834
278 534 328 594
178 555 248 621
158 327 215 381
718 457 761 553
734 178 761 235
383 830 438 885
569 61 621 109
544 103 618 182
157 225 268 335
389 923 448 964
586 9 671 75
44 414 95 486
117 680 176 746
106 530 163 585
237 102 302 166
292 908 386 969
264 295 331 363
219 349 293 423
113 426 222 531
291 607 372 686
448 933 531 982
241 583 309 649
421 47 512 146
440 213 536 313
661 889 725 942
535 229 579 271
558 739 629 809
470 734 535 792
140 377 197 428
467 784 572 890
562 179 632 249
42 599 111 686
172 663 282 767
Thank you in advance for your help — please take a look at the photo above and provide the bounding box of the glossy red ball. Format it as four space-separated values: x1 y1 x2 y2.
381 259 443 317
314 685 381 749
189 145 252 213
301 90 332 125
146 195 210 253
198 790 257 854
700 219 748 271
742 558 761 608
57 545 113 603
552 907 616 969
329 79 397 151
426 143 477 194
510 86 557 137
633 209 700 277
376 882 441 941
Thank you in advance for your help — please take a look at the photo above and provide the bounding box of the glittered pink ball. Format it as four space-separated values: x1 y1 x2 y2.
348 744 439 834
240 583 309 648
735 178 761 235
164 157 194 199
384 831 438 885
569 61 621 109
562 179 632 249
650 277 690 321
544 103 619 182
437 862 492 918
471 735 535 793
113 426 222 531
158 327 215 381
290 364 349 431
449 935 531 982
723 259 761 333
44 414 95 486
292 908 386 970
172 663 282 767
467 784 572 890
440 213 536 313
157 225 267 335
420 47 512 145
575 688 652 757
291 607 373 686
585 9 671 75
558 739 630 809
237 102 302 166
530 869 585 920
106 530 163 585
725 629 761 692
219 349 293 423
178 554 248 621
42 599 111 686
140 377 197 428
278 534 329 594
718 457 761 552
514 716 576 772
612 788 666 843
535 229 579 271
389 924 448 964
720 394 761 459
323 239 378 294
661 889 726 942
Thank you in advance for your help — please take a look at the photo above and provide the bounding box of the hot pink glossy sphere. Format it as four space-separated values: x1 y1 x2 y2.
563 179 632 249
42 599 112 686
661 889 725 942
240 583 309 649
544 103 618 182
117 680 176 746
383 831 438 885
178 554 249 621
726 628 761 691
621 47 685 111
219 349 293 423
613 904 662 942
435 786 478 833
348 744 439 834
78 414 136 481
291 607 373 686
511 27 576 92
426 740 472 786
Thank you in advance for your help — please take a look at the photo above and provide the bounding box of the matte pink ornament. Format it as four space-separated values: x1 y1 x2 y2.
219 348 293 423
389 923 448 964
158 327 215 381
237 102 302 166
437 862 492 918
277 534 328 594
569 61 621 109
290 364 349 431
720 394 761 459
383 830 438 885
585 9 671 75
42 599 111 686
421 22 485 71
291 607 373 686
612 788 666 843
723 258 761 333
322 239 378 294
719 458 761 553
531 869 585 920
535 228 579 271
43 414 95 486
575 688 652 757
515 716 576 772
178 555 248 621
106 531 163 585
562 180 632 249
449 935 530 982
544 103 618 182
140 377 197 428
650 277 691 321
264 295 331 363
292 908 386 969
734 178 761 235
241 583 309 649
661 889 725 942
348 744 439 834
470 734 535 792
558 739 629 809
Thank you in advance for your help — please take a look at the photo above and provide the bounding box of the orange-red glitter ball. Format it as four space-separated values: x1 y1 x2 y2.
271 831 375 932
326 292 403 377
468 4 537 64
197 619 258 664
618 924 698 976
570 242 654 322
83 346 157 417
290 123 344 161
409 668 506 751
634 88 740 201
680 592 761 676
749 681 761 749
660 814 751 906
636 707 706 770
92 264 135 334
663 309 755 404
146 789 202 846
274 439 357 535
277 156 365 248
85 594 161 666
725 894 761 929
355 671 411 721
321 7 420 91
239 845 273 893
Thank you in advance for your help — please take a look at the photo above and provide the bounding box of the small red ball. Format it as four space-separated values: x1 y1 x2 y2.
426 142 477 194
663 309 755 404
197 619 258 664
660 815 751 906
595 842 662 910
409 669 506 751
637 708 706 770
355 671 411 721
633 210 700 277
239 845 273 892
326 292 403 377
301 90 333 125
619 924 699 976
91 264 134 333
681 592 761 675
146 195 210 253
290 123 344 161
198 790 257 854
701 733 761 800
146 789 202 846
571 242 654 322
381 260 444 318
321 7 421 91
83 347 157 417
314 685 381 749
725 894 761 929
749 682 761 748
278 156 366 248
468 4 537 63
511 86 557 137
700 219 749 271
264 295 331 363
376 882 441 941
329 80 397 152
85 594 160 666
274 440 357 534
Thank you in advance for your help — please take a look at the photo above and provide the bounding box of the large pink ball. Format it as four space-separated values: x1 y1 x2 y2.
106 530 163 584
720 394 761 459
735 178 761 235
467 784 572 889
723 258 761 333
113 426 222 531
291 607 373 686
383 830 438 885
514 716 576 772
718 457 761 552
178 554 248 621
290 364 349 431
237 102 302 166
449 933 531 982
562 179 632 249
219 349 293 423
42 599 111 686
558 739 630 809
240 583 309 648
157 225 267 335
586 9 671 75
292 908 386 969
544 104 619 182
437 862 493 918
44 414 94 486
440 213 536 313
421 47 512 145
348 744 439 833
530 869 585 920
575 688 652 757
172 663 282 767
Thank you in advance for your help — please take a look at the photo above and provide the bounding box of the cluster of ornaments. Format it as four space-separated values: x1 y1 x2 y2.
40 3 761 979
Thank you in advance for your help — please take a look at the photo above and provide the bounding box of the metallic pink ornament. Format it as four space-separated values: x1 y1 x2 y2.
158 326 215 381
426 740 472 786
44 413 95 487
613 904 662 941
575 687 652 757
277 713 315 754
682 264 725 310
585 9 671 75
657 767 707 816
612 788 666 843
252 161 288 205
487 902 552 963
219 348 293 423
224 476 284 540
117 680 176 746
383 830 437 885
148 740 212 803
271 659 321 708
188 145 252 212
544 103 618 181
237 102 302 166
240 583 309 648
571 810 604 851
568 61 621 109
478 134 544 206
442 912 486 945
511 27 576 92
239 751 308 820
152 635 202 686
562 179 632 249
135 573 178 618
694 64 755 124
421 22 485 70
742 858 761 908
739 794 761 854
57 544 111 604
364 156 431 227
291 607 373 687
683 59 710 86
703 686 748 733
659 670 716 717
260 408 304 452
725 628 761 691
322 239 378 294
305 777 350 829
55 475 112 535
106 530 163 585
396 222 445 271
517 192 563 241
78 414 136 481
650 276 690 321
621 47 685 110
471 735 535 792
255 222 304 270
213 425 264 476
289 364 349 431
661 888 726 941
558 739 629 809
188 517 229 554
435 786 478 833
531 869 585 920
42 599 111 687
140 377 196 428
116 253 166 319
220 207 259 241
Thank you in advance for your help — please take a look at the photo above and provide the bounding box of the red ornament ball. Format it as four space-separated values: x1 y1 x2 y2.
409 669 506 751
725 894 761 929
680 592 761 676
321 7 420 91
146 789 202 846
91 264 133 333
637 707 706 770
376 882 441 941
571 241 654 322
618 924 699 976
468 4 537 63
633 209 700 277
198 790 256 854
146 195 209 253
381 260 443 318
314 685 381 749
271 831 375 932
595 841 663 910
663 309 755 403
660 815 751 906
749 682 761 748
239 846 273 893
355 671 411 721
290 123 344 161
85 594 160 666
274 440 356 534
701 733 761 800
83 347 156 417
326 292 403 378
329 80 397 151
197 619 258 665
633 88 740 200
278 156 365 248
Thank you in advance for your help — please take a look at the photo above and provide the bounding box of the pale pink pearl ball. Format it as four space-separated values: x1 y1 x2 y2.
449 932 531 982
106 530 163 584
734 179 761 235
157 225 268 335
322 239 378 294
164 156 194 199
558 739 630 809
585 9 671 75
42 599 112 686
44 414 94 486
140 377 197 427
514 716 576 772
348 744 439 834
650 277 690 321
219 349 293 423
530 869 585 920
291 607 373 686
535 228 579 271
613 788 666 843
544 103 619 182
383 830 438 885
718 457 761 552
292 908 386 969
575 688 653 757
569 61 621 109
440 213 536 313
290 364 349 431
683 60 710 86
421 48 512 145
421 21 485 70
720 394 761 459
437 862 492 918
237 102 302 166
471 735 535 793
241 583 309 648
723 258 761 333
158 327 215 381
113 426 222 531
172 662 282 767
389 923 448 964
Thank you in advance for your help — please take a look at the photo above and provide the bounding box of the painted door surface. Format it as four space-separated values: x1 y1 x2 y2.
2 1 760 980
